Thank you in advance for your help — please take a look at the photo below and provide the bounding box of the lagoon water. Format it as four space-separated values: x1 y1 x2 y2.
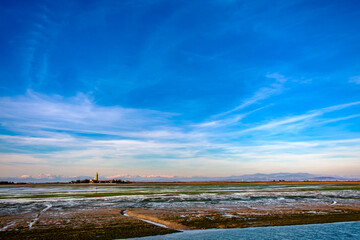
125 221 360 240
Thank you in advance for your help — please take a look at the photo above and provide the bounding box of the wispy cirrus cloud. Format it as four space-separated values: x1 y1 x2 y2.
1 136 359 176
1 91 359 146
196 73 286 128
216 73 287 117
192 72 360 137
0 90 174 138
319 114 360 124
0 90 360 177
237 100 360 135
194 106 266 128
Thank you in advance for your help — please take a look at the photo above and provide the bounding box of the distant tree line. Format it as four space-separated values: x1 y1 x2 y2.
0 181 14 184
0 181 27 185
70 179 131 184
70 179 90 183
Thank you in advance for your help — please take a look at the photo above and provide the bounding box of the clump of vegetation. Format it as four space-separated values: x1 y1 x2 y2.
0 181 14 184
70 179 90 183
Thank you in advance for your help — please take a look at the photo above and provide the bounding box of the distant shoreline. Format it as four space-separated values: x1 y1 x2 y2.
1 180 360 186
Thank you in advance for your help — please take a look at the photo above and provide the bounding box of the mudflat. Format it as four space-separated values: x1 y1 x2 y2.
1 181 359 239
0 208 177 240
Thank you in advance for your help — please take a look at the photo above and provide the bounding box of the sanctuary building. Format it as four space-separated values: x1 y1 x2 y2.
71 172 129 184
90 172 99 183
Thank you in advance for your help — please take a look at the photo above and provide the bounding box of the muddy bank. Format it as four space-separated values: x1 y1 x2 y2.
127 204 360 230
0 208 177 240
1 205 360 239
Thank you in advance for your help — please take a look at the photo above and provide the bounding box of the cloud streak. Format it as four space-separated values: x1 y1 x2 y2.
0 90 175 138
237 101 360 135
216 73 287 117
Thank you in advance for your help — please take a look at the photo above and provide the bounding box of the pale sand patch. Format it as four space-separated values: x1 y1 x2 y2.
126 210 189 230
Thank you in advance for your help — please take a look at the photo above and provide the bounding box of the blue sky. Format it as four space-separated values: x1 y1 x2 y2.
0 0 360 178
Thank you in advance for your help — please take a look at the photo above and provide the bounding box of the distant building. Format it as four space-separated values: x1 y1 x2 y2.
83 172 131 184
90 172 99 183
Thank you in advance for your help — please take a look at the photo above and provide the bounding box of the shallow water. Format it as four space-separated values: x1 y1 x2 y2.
124 221 360 240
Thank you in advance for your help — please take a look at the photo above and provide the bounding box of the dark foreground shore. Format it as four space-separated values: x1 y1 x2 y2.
1 205 360 240
0 208 177 240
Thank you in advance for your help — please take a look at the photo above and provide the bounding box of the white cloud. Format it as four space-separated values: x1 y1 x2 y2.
0 153 47 165
0 90 175 138
1 136 360 177
1 91 360 177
